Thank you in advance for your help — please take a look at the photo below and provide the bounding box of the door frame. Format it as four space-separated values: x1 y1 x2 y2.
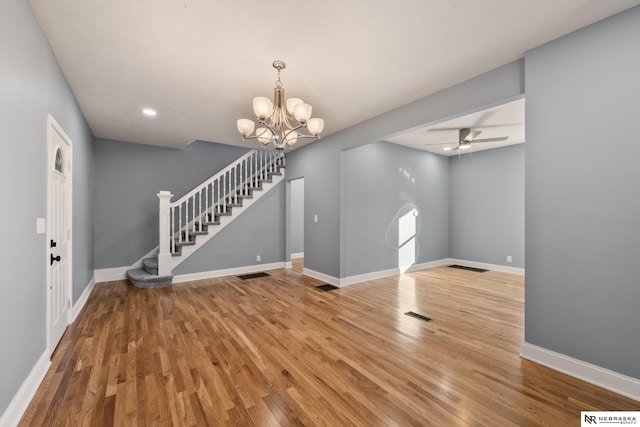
46 113 73 355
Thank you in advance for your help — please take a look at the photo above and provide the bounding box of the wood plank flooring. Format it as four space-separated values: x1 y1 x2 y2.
20 261 638 426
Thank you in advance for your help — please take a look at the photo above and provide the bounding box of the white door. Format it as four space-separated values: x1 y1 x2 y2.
47 115 72 353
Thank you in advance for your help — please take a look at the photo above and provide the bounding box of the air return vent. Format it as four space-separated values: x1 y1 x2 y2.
237 272 270 280
316 284 339 291
448 265 488 273
405 311 432 322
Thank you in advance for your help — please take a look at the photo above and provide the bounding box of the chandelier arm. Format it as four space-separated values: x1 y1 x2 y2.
257 120 278 138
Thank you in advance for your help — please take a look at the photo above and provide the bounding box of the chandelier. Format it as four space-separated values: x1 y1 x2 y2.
237 61 324 151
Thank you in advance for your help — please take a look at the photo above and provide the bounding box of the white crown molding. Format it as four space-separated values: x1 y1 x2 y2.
521 343 640 402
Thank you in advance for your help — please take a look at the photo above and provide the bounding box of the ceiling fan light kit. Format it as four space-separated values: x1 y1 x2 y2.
237 61 324 151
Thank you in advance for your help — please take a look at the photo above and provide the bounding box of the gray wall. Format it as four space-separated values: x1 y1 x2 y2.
174 181 286 274
342 141 449 276
289 178 304 255
0 0 94 416
525 6 640 378
449 144 524 268
93 139 248 269
287 59 524 278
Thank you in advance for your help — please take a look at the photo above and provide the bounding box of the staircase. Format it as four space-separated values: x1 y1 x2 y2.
126 150 285 288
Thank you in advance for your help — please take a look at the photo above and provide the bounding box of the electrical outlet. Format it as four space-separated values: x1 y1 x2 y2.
506 255 512 263
256 255 261 262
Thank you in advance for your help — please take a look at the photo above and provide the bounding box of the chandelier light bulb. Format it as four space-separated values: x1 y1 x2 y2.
256 127 273 144
237 119 255 137
286 98 303 115
307 118 324 135
253 97 273 120
293 103 312 123
284 130 299 146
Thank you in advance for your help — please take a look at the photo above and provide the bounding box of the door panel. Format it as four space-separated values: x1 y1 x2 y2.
48 117 71 352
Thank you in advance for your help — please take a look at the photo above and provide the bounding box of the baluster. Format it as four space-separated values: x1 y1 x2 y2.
205 183 209 224
234 165 238 204
198 190 202 231
179 205 183 243
222 173 226 213
184 202 189 242
170 207 174 253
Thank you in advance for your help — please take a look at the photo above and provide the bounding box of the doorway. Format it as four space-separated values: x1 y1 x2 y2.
46 114 72 355
288 177 304 272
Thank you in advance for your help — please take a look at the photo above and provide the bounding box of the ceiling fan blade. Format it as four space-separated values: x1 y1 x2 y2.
424 141 458 145
471 136 509 143
465 130 482 141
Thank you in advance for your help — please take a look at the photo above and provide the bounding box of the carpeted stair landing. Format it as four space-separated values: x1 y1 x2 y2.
127 257 173 288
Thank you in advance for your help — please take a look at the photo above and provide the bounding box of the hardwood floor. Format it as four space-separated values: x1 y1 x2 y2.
20 262 637 426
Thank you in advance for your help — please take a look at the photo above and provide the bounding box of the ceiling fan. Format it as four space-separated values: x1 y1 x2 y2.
426 128 508 155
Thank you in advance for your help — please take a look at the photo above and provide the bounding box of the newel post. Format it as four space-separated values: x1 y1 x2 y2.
157 191 173 276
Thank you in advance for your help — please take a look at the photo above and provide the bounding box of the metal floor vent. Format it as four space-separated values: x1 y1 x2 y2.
237 272 270 280
448 264 488 273
316 284 339 292
405 311 432 322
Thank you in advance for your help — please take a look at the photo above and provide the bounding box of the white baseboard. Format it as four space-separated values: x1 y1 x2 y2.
0 351 50 427
302 268 340 286
338 267 400 287
449 258 525 275
94 247 158 283
521 343 640 402
285 261 293 268
94 266 129 282
173 262 286 284
405 258 452 273
304 258 452 288
290 252 304 259
72 277 96 322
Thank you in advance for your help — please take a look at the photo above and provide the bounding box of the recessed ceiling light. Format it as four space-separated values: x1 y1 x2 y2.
443 146 452 151
142 108 157 116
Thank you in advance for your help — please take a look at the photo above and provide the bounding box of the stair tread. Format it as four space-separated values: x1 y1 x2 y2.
127 268 173 288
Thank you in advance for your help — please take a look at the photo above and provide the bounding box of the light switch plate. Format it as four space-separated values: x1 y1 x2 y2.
37 218 46 234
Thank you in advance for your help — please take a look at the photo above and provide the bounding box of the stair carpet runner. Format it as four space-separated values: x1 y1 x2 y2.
126 161 284 288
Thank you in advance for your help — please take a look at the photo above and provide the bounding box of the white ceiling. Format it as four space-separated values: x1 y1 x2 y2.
28 0 640 149
386 98 525 156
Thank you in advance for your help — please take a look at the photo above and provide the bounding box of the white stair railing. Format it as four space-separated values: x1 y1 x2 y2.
157 150 285 275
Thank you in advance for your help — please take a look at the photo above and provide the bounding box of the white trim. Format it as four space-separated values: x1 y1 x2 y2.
72 277 96 322
173 262 286 284
290 252 304 259
448 258 525 275
0 351 50 427
94 247 157 283
338 267 399 287
94 266 129 282
302 268 340 286
337 258 452 287
521 343 640 402
285 261 293 268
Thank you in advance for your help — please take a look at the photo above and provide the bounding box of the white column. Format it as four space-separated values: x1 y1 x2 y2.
157 191 173 276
